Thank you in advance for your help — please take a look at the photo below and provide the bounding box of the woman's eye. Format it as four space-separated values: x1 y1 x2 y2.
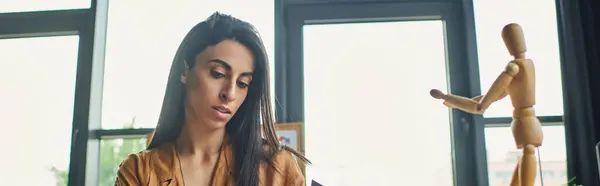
237 81 249 88
210 70 225 78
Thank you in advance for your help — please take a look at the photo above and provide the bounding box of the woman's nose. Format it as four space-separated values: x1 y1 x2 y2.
219 84 236 102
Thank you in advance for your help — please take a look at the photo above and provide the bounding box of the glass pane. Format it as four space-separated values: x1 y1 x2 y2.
303 21 453 185
102 1 275 129
485 125 567 186
0 36 79 186
98 138 148 186
473 0 563 117
0 0 90 13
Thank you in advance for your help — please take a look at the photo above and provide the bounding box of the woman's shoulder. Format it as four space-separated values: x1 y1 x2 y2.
115 142 176 185
261 146 306 185
114 149 153 185
260 140 303 167
119 149 153 168
120 142 175 165
271 148 298 165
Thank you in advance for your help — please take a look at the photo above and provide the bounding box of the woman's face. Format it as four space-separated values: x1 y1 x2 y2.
184 39 254 129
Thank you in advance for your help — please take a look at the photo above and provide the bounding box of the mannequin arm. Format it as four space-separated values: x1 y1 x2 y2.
472 91 508 104
431 91 506 115
478 62 519 110
443 95 487 109
431 90 482 114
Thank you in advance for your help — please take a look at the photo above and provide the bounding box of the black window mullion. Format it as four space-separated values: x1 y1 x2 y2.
92 128 155 139
446 1 488 185
280 4 305 123
274 0 289 123
460 0 489 185
78 0 110 185
484 116 564 125
67 3 97 186
0 9 86 39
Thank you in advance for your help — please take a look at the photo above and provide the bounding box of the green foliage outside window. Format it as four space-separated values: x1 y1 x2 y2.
51 119 148 186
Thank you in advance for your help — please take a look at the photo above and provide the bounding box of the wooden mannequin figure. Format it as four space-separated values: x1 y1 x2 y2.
430 23 543 186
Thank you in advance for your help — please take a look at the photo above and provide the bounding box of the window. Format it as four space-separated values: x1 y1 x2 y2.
0 35 80 186
303 21 453 186
0 0 90 13
472 1 567 185
101 1 275 129
472 0 563 118
485 124 567 186
98 138 148 186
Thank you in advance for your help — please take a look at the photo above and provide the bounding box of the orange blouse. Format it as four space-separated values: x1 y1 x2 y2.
114 141 305 186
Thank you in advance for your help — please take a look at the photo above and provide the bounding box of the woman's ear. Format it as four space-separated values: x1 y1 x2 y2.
181 74 186 84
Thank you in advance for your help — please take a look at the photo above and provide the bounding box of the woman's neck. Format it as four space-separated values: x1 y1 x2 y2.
176 121 226 158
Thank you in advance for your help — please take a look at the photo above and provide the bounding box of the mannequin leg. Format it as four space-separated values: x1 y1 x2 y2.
510 160 520 186
520 144 537 186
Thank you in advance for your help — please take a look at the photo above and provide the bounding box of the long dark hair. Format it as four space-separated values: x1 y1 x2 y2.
146 12 309 185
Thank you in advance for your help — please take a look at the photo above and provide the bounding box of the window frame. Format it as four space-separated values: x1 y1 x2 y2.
278 1 487 185
0 1 97 186
484 116 564 127
1 0 592 185
469 0 570 184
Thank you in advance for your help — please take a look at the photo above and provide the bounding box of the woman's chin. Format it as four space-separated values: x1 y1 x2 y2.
204 120 228 130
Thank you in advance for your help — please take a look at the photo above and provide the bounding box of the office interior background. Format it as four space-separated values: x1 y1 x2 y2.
1 0 599 185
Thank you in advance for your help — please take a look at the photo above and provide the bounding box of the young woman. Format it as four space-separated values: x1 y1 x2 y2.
115 12 309 186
